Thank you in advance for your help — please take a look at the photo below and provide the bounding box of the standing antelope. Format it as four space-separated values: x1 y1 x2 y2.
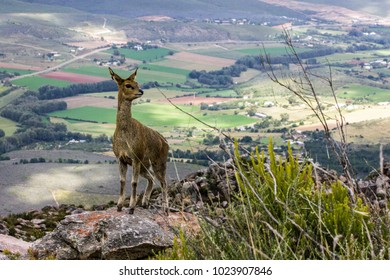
109 67 169 214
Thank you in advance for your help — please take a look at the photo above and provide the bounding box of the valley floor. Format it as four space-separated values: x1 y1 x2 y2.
0 150 201 216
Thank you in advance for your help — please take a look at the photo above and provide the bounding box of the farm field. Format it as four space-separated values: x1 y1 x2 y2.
39 71 109 83
50 117 116 136
105 47 174 62
346 118 390 144
0 116 18 136
0 88 28 109
189 44 310 60
0 67 35 76
297 105 390 131
11 76 72 90
337 84 390 103
64 65 188 84
1 26 390 151
49 103 257 129
157 51 236 71
62 95 117 109
0 63 42 71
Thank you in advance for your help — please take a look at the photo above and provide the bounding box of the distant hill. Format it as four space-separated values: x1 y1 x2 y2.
0 0 283 43
14 0 307 20
299 0 390 17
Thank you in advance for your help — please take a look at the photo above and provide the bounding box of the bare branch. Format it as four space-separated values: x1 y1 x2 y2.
261 28 358 199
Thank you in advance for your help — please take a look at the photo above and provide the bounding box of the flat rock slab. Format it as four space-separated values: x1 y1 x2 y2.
31 207 196 260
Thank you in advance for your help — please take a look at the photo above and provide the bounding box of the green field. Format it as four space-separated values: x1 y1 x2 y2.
64 65 188 84
11 76 72 90
141 63 191 76
0 68 35 75
337 84 390 102
191 45 310 60
49 103 256 129
0 88 32 109
106 47 174 62
0 116 18 136
63 66 111 77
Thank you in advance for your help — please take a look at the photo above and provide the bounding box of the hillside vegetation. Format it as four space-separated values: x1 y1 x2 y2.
156 142 390 260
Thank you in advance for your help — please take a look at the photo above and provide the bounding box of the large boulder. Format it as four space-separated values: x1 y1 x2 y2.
30 207 197 260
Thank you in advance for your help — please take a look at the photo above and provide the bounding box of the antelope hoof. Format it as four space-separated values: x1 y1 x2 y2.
129 208 135 214
117 205 123 212
142 203 149 209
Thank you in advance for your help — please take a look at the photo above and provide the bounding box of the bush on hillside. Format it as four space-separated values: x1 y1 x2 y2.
156 141 390 260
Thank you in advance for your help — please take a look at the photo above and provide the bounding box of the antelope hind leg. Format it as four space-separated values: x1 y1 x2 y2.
141 169 154 209
129 162 141 214
117 161 128 212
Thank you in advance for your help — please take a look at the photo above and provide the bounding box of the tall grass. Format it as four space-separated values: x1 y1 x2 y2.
156 141 389 260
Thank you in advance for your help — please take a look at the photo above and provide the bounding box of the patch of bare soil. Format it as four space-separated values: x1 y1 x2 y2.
137 15 173 22
40 71 109 83
62 96 117 109
167 52 235 68
0 62 42 71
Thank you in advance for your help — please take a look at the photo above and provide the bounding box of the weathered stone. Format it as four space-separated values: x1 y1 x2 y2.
31 219 45 225
0 221 9 235
0 234 31 259
195 176 207 185
31 207 197 260
221 201 228 208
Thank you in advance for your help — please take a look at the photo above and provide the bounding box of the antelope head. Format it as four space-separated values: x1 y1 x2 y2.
109 67 144 101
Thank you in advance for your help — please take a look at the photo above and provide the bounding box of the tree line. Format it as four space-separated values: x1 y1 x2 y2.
28 80 117 100
0 82 114 155
188 46 341 87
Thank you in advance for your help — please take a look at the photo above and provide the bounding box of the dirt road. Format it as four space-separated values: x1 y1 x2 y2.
9 47 111 81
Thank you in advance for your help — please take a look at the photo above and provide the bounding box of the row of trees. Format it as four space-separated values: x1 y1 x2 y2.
29 80 117 100
172 148 228 166
0 82 112 155
188 46 341 88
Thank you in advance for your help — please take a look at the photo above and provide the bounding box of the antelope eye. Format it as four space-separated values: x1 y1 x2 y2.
125 84 134 89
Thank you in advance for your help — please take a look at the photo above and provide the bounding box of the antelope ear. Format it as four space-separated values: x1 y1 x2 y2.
108 67 123 84
128 68 138 80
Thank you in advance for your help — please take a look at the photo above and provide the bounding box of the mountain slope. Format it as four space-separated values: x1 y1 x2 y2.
299 0 390 17
15 0 307 20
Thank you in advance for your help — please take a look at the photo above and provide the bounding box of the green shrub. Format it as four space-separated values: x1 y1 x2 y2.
156 140 389 260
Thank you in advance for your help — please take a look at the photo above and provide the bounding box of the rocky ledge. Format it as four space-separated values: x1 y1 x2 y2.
1 208 197 260
0 160 389 260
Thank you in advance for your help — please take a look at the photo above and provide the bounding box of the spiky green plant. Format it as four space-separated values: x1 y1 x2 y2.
156 140 389 260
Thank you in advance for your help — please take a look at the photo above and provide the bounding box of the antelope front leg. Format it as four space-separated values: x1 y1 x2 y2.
161 180 169 215
117 161 128 212
129 162 141 214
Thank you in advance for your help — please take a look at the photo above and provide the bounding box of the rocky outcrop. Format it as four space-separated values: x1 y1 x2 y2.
30 208 197 260
151 160 237 212
359 162 390 208
1 160 389 260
